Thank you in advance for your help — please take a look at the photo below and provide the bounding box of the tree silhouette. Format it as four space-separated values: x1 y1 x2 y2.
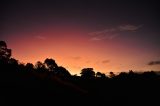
109 71 115 78
44 58 58 71
25 63 34 72
8 58 18 65
35 61 46 72
0 40 160 106
96 72 107 79
0 41 11 60
56 66 71 78
80 68 95 78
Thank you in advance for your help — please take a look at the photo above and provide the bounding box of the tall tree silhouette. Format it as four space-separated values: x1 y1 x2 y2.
44 58 58 71
0 41 11 60
80 68 95 78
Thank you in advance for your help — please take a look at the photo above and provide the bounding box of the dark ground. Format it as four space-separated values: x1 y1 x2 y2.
0 69 160 106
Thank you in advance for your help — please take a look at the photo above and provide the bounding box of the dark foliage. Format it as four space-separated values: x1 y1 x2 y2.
80 68 95 79
0 41 160 106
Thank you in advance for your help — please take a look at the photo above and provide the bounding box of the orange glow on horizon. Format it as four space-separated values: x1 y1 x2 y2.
5 27 160 75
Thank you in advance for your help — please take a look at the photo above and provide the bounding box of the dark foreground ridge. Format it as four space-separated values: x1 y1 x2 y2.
0 41 160 106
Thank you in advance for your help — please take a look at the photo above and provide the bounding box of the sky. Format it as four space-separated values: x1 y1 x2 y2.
0 0 160 75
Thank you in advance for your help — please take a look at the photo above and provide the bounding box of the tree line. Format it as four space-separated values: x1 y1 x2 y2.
0 40 159 79
0 40 160 106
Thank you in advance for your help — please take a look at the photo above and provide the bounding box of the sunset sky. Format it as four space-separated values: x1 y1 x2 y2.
1 0 160 74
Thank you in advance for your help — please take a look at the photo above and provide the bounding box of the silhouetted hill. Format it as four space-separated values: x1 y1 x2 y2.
0 41 160 106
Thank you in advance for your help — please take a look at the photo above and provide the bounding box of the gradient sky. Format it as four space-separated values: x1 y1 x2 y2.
1 0 160 74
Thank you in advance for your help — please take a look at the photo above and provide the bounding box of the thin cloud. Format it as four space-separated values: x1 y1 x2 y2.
118 25 142 31
102 60 110 64
90 34 111 41
34 36 46 40
86 60 90 63
72 65 82 69
148 61 160 65
89 32 119 41
108 34 119 40
90 37 102 41
70 56 81 60
89 24 142 41
88 28 116 36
